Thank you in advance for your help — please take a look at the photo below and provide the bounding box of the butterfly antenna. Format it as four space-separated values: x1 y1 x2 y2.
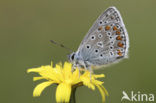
50 40 73 52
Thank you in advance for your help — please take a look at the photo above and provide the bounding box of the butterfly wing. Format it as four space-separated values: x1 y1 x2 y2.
77 6 129 67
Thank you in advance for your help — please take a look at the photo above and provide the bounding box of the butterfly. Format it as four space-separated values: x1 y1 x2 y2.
51 6 129 72
68 6 129 71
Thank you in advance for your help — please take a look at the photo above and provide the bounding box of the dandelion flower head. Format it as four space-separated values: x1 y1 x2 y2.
27 61 108 103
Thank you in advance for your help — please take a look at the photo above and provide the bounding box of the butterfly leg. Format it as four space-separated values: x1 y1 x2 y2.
72 63 79 73
84 61 93 80
71 64 75 72
83 65 92 80
72 63 82 77
88 66 93 81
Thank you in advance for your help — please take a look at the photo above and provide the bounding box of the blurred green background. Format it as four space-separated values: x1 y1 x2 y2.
0 0 156 103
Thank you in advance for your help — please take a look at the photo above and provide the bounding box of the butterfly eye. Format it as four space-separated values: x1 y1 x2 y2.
71 53 75 60
116 25 120 29
111 41 114 44
104 21 108 24
120 28 124 34
107 32 111 36
86 45 91 49
91 35 95 40
100 54 103 57
110 46 113 49
98 34 103 38
95 49 99 53
120 28 123 32
121 35 124 38
99 21 103 24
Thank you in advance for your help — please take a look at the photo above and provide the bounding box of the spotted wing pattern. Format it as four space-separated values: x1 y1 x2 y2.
77 7 129 66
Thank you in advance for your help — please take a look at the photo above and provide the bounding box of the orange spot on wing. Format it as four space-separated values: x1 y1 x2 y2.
105 25 111 30
117 49 122 56
117 49 121 52
113 26 118 31
98 26 103 31
117 52 122 56
116 30 121 35
116 36 122 40
118 42 124 47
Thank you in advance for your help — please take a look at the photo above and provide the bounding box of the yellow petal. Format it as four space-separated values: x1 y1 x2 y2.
52 67 64 81
80 75 95 90
33 81 54 97
93 74 105 78
63 62 72 73
72 68 80 84
84 82 95 90
101 85 109 96
56 83 71 103
96 85 106 103
27 67 43 73
82 70 90 77
63 62 72 80
38 66 62 83
55 63 62 72
33 77 44 81
92 79 104 85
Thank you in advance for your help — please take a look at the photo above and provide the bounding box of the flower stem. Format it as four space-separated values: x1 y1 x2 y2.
70 87 76 103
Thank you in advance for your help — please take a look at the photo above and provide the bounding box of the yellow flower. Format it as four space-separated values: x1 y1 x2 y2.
27 62 108 103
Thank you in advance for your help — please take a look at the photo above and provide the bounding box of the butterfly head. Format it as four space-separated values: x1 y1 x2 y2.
68 52 76 63
68 52 87 69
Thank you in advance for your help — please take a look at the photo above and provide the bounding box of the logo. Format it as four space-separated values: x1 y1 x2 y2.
121 91 155 102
